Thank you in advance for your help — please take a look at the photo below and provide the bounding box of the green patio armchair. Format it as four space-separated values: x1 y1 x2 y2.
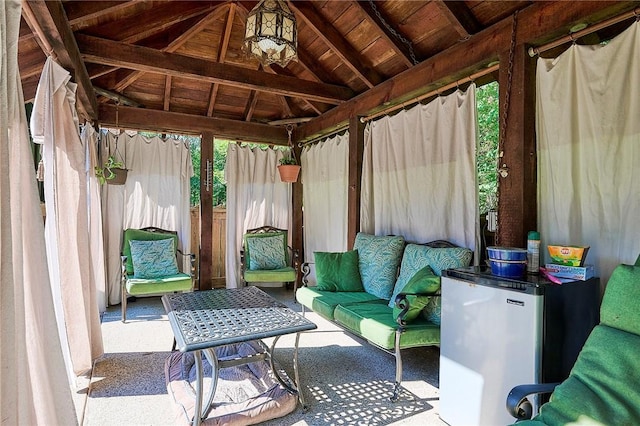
240 226 299 289
121 227 196 322
506 255 640 425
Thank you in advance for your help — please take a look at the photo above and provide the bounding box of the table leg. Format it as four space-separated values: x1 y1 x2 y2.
192 349 219 426
268 334 307 409
293 331 308 409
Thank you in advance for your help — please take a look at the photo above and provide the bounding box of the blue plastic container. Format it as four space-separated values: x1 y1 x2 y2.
487 246 527 278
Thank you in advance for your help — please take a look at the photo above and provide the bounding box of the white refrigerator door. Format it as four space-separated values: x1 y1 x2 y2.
439 276 543 426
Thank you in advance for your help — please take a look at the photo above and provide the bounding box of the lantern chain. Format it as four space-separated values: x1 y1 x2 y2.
368 0 418 65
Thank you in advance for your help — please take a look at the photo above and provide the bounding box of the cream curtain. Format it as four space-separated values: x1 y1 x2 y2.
224 144 291 288
361 85 478 251
536 21 640 285
102 132 193 305
1 1 77 423
31 57 104 380
300 132 350 285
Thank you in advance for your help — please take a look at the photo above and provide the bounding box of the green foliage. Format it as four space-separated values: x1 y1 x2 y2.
476 81 499 214
95 155 125 185
278 154 298 165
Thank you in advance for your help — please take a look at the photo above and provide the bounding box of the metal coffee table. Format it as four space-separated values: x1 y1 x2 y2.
162 286 317 426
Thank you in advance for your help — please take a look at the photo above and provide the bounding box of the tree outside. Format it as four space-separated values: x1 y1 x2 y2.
476 81 499 214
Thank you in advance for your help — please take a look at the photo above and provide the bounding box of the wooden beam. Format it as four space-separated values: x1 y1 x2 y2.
98 104 288 144
199 132 215 291
347 116 365 249
296 1 636 142
23 0 98 120
243 91 258 122
163 75 172 111
77 34 353 104
434 1 483 39
206 3 236 117
355 1 414 68
288 1 383 89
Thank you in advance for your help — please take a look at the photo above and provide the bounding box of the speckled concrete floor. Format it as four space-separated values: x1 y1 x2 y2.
81 288 446 425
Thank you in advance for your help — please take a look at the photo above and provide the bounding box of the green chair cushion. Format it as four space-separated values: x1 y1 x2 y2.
334 302 440 350
353 233 405 300
296 287 382 321
125 273 192 295
600 263 640 336
314 250 363 292
526 325 640 426
129 238 179 279
122 228 179 275
244 231 288 271
244 267 296 283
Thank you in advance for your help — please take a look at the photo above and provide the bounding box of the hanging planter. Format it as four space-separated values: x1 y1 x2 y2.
95 155 128 185
277 124 300 183
278 163 301 183
108 166 128 185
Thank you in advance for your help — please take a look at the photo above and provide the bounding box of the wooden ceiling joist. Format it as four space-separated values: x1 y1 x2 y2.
23 0 98 120
434 1 483 39
99 104 287 144
77 34 353 104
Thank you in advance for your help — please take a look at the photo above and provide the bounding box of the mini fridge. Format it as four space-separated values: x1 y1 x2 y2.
439 267 599 426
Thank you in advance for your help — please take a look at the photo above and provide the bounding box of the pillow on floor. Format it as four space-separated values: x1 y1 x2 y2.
314 250 363 292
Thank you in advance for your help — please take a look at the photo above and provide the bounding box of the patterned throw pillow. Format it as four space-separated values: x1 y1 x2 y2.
245 233 287 271
422 246 473 276
389 264 441 309
129 238 179 279
353 233 405 300
423 295 442 325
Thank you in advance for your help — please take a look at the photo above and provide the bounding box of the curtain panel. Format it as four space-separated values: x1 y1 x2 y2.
300 132 350 285
224 144 292 288
1 1 77 422
361 85 478 252
101 132 193 305
536 21 640 284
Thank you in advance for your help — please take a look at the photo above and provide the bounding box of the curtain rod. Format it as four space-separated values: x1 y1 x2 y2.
297 124 349 147
529 6 640 57
360 63 499 123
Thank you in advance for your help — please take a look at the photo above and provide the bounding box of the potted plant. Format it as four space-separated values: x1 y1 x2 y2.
95 155 128 185
277 155 301 183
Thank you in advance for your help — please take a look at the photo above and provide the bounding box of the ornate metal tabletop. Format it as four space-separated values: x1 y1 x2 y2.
162 286 317 352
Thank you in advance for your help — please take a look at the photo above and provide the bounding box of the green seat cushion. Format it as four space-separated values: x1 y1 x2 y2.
528 325 640 426
353 233 405 300
334 302 440 350
600 263 640 335
122 228 179 275
244 231 288 271
125 273 192 295
244 267 296 283
314 250 363 292
296 287 382 320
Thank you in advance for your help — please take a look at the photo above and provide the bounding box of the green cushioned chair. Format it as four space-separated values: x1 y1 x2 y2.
507 255 640 424
240 226 299 290
121 227 196 322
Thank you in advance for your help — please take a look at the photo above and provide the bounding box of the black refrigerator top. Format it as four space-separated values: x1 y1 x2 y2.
443 266 553 295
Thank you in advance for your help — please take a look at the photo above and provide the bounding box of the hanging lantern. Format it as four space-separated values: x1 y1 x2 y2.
243 0 298 67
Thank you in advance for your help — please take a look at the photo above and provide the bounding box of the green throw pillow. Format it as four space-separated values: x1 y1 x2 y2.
393 295 431 323
389 261 442 308
314 250 363 292
391 266 440 322
245 232 288 271
129 238 179 279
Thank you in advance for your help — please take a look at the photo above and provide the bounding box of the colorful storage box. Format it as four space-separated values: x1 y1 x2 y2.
547 245 590 266
544 264 595 281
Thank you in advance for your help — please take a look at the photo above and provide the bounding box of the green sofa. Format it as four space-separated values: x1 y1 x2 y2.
507 255 640 425
296 233 473 401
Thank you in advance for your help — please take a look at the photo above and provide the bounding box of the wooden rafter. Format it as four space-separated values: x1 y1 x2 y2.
243 91 259 122
207 3 236 117
163 76 172 111
22 0 98 120
354 1 414 68
288 1 383 89
434 0 483 39
77 34 353 104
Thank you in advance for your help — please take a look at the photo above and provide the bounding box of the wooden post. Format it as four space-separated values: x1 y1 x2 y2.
347 116 365 249
291 132 304 290
199 132 214 290
496 43 537 248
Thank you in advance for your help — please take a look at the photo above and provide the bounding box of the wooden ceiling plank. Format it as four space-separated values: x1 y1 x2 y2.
98 104 288 144
205 3 237 117
243 91 259 121
206 84 220 117
354 1 414 68
65 1 139 27
77 34 353 104
288 1 383 89
434 0 484 39
23 0 98 120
